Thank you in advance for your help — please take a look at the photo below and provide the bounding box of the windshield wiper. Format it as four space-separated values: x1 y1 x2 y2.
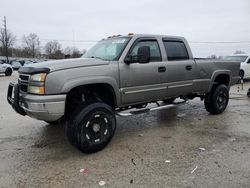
90 56 104 60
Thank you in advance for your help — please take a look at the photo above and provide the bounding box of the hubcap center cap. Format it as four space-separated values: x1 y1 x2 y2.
93 123 101 133
219 97 223 102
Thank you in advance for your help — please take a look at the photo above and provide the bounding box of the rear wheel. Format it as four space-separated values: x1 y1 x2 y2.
5 68 12 76
204 84 229 114
66 102 116 153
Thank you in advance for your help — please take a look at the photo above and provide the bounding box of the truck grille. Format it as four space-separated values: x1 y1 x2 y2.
18 74 30 92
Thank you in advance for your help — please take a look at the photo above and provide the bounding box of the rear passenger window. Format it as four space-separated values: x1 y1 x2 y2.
163 41 189 61
130 40 162 62
247 58 250 64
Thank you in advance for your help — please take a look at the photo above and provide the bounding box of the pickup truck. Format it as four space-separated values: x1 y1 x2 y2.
7 34 240 153
225 54 250 79
0 60 13 76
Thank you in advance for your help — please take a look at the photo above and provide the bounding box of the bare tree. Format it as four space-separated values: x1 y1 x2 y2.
207 54 217 59
234 50 246 54
12 46 29 58
23 33 40 58
64 46 82 58
0 28 16 60
44 40 64 59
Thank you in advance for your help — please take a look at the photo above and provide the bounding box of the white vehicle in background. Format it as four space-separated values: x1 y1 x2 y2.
225 54 250 79
0 60 13 76
23 61 33 66
11 61 22 70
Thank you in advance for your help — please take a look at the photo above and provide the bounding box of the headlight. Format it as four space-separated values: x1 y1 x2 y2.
29 73 47 82
28 73 47 94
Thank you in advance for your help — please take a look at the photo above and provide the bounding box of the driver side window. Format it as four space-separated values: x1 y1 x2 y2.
130 40 162 62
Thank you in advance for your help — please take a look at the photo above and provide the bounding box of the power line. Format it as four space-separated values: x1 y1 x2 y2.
39 38 98 43
13 36 250 44
18 38 250 44
189 41 250 44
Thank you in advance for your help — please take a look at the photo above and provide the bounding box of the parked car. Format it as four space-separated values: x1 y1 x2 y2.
0 61 13 76
23 61 33 66
11 61 22 70
7 34 240 153
225 54 250 79
1 59 11 64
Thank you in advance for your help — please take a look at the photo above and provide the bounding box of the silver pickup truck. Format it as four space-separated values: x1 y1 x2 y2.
7 34 240 153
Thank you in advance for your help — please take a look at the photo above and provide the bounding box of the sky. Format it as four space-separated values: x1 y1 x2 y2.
1 0 250 57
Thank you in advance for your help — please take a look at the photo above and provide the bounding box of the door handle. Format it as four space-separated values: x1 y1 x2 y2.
158 66 166 72
185 65 192 71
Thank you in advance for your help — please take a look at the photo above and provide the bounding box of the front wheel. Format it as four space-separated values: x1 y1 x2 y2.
204 84 229 114
66 102 116 153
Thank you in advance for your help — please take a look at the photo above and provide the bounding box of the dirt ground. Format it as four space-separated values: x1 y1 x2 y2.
0 72 250 188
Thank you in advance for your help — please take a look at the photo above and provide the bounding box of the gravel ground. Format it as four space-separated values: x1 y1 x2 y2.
0 72 250 188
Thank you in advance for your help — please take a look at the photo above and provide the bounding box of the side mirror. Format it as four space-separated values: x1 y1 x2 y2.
137 46 150 63
124 55 132 64
124 46 150 64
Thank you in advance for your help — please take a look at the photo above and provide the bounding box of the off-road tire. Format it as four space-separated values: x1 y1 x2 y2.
204 84 229 114
66 102 116 153
5 68 12 76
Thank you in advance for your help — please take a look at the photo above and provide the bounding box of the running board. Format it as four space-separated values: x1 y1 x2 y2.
116 100 188 117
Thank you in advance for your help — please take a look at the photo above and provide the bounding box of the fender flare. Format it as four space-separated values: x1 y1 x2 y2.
208 70 232 91
61 76 121 106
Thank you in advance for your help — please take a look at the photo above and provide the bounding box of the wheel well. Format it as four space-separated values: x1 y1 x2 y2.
239 69 244 76
214 74 230 86
6 67 12 71
65 84 116 117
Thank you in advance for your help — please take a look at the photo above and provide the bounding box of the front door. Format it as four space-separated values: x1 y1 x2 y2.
119 38 166 105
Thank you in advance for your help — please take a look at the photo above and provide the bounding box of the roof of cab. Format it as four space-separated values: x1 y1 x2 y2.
107 33 186 40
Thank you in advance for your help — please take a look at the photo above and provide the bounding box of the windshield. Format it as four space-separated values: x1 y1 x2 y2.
225 56 248 62
83 37 130 61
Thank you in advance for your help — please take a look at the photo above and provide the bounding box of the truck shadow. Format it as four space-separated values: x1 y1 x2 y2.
30 106 180 156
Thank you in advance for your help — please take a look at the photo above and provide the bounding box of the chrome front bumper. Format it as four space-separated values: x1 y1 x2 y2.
8 82 66 122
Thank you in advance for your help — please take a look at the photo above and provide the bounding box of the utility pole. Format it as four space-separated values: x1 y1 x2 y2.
3 16 8 61
38 40 40 58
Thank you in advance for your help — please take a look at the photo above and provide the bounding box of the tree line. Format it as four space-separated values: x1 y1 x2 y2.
0 29 84 60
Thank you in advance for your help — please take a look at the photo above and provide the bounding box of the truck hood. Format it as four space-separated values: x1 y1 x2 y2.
19 58 109 74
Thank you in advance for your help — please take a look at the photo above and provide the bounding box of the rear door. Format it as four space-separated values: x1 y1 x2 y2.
119 38 166 105
162 39 195 97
